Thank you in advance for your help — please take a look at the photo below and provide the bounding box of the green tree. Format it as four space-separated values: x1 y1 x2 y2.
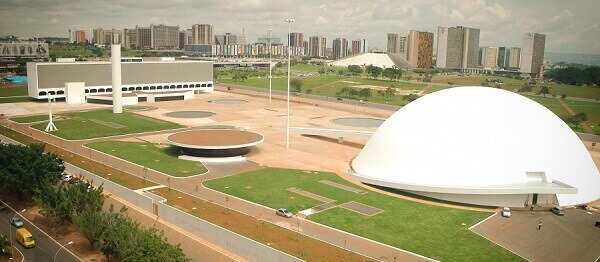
338 87 354 98
337 69 344 76
359 88 372 100
423 75 432 83
66 180 106 217
481 80 489 87
34 183 72 227
405 75 413 81
349 88 359 98
74 209 106 250
539 86 550 97
564 112 588 128
347 65 362 75
403 94 419 102
0 143 64 199
290 79 303 92
377 90 385 98
385 86 397 99
518 84 533 93
318 68 326 75
382 68 397 81
366 65 383 79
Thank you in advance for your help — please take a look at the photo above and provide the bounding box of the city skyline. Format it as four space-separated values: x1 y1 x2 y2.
0 0 598 54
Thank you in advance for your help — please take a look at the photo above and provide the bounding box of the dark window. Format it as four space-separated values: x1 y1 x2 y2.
201 84 207 87
98 88 105 92
48 91 56 95
170 85 176 89
143 86 149 90
90 89 97 93
157 86 163 89
57 90 65 95
84 90 89 94
207 83 213 87
150 86 156 90
107 88 112 92
121 87 127 91
136 87 142 91
39 91 47 96
128 87 135 91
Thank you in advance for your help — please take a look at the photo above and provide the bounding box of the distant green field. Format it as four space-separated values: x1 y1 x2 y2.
564 99 600 134
11 114 52 123
220 74 426 106
28 110 182 140
0 97 36 104
204 168 521 262
87 141 207 177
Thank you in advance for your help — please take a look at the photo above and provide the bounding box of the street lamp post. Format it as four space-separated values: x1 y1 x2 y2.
54 241 73 262
9 209 26 260
285 18 294 149
268 28 274 103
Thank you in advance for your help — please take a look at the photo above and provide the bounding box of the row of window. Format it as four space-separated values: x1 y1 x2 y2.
37 83 213 96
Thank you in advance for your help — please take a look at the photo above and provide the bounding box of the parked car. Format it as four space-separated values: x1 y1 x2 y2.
358 99 365 104
62 173 73 182
10 217 24 228
501 207 511 218
550 206 565 216
275 208 293 218
336 97 343 101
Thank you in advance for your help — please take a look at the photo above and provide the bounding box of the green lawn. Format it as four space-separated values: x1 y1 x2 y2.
29 109 182 140
86 141 207 177
10 114 50 123
204 168 521 262
565 100 600 134
0 96 36 103
0 85 28 97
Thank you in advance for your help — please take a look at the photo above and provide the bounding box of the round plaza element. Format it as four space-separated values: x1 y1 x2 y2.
163 111 216 118
208 99 248 104
331 117 385 127
167 129 264 157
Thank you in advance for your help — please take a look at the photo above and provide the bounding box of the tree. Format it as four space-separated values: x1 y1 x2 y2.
290 79 303 92
338 87 354 98
382 68 397 81
359 88 372 100
318 68 326 75
564 112 588 128
74 209 105 250
481 80 489 87
33 183 72 227
0 143 64 199
403 94 419 102
539 86 550 97
518 84 533 93
337 69 344 76
305 88 313 94
365 65 383 79
377 90 385 98
405 75 413 81
349 88 359 98
385 86 397 99
347 65 362 75
65 180 106 218
423 75 432 83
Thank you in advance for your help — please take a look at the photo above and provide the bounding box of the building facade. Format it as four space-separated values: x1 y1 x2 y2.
135 26 152 50
351 39 367 55
407 30 434 68
189 24 214 45
387 33 407 56
308 36 326 57
288 33 304 47
508 47 521 68
497 47 509 68
151 24 180 50
436 26 480 69
479 47 498 68
520 33 546 76
332 38 348 59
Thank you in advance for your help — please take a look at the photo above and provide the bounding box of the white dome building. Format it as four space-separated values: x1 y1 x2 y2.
348 86 600 207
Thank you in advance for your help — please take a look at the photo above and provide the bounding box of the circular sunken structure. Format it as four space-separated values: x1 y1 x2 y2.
331 117 385 128
167 129 264 157
208 99 248 105
163 111 216 118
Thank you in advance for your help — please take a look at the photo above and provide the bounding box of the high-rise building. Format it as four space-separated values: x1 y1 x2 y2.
93 28 105 45
436 26 480 69
479 47 498 68
179 30 186 49
309 36 326 57
289 33 304 47
151 24 180 49
103 29 123 45
214 33 246 45
189 24 214 45
135 26 152 50
497 47 509 68
69 28 92 43
332 38 348 59
257 36 282 45
302 41 309 55
387 33 407 56
520 33 546 76
508 47 521 68
351 39 368 55
123 28 136 49
407 30 434 68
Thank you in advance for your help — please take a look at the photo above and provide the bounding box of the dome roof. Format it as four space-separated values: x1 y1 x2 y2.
351 86 600 206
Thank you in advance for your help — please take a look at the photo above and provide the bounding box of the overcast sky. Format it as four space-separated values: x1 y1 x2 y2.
0 0 598 54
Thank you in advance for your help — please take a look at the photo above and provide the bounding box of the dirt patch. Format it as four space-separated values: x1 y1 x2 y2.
151 188 374 262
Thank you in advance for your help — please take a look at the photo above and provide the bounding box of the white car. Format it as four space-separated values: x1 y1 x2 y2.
359 100 365 104
501 207 511 218
62 173 73 181
275 208 293 218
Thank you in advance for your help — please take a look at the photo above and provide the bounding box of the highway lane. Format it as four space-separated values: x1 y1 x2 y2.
0 201 80 262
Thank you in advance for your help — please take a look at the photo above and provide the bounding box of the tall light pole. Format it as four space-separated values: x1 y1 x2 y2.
268 28 274 103
285 18 294 149
9 209 26 260
44 94 57 132
54 241 73 262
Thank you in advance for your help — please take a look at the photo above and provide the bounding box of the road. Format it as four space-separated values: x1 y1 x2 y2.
0 201 80 262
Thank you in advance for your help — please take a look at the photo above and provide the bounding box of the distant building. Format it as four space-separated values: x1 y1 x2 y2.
497 47 509 68
68 28 92 43
479 47 498 68
387 33 407 57
508 47 521 68
135 26 152 50
520 33 546 76
436 26 480 69
151 24 180 50
288 33 304 47
103 29 123 45
302 41 309 54
407 30 434 68
123 28 136 49
332 38 348 59
351 39 368 55
257 36 281 45
215 33 246 45
309 36 326 57
179 30 186 49
189 24 214 45
92 29 105 45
